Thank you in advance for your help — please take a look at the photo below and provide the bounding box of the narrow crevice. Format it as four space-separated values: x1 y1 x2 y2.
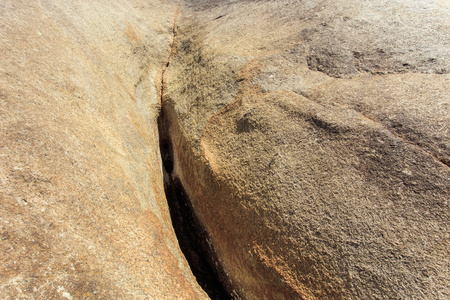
157 12 233 300
157 86 232 300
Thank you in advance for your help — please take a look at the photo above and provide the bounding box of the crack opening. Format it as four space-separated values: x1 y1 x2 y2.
156 12 233 300
157 96 232 300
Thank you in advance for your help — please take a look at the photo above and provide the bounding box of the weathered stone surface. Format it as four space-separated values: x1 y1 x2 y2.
163 0 450 299
2 0 449 299
0 0 207 298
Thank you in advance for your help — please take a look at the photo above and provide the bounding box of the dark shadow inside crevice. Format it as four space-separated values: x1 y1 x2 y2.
157 107 231 300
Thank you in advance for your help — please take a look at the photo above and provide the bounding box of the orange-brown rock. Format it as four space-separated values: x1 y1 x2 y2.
0 0 207 298
2 0 449 299
163 0 450 299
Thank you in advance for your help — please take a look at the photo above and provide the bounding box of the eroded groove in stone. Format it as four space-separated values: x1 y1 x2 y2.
157 11 232 300
158 104 232 300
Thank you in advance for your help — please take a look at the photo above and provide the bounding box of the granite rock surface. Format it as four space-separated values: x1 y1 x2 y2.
0 0 207 298
1 0 449 299
163 0 450 299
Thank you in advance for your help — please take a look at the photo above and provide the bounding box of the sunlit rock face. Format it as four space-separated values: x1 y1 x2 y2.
163 0 450 299
2 0 449 299
0 0 207 298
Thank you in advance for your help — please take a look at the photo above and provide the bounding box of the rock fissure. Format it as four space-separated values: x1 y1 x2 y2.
157 11 233 300
159 9 179 105
3 0 448 298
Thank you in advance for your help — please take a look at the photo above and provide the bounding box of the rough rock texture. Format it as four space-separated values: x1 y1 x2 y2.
163 0 450 299
2 0 449 299
0 0 207 298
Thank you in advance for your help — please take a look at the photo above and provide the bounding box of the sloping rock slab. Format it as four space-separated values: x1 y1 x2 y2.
0 0 207 298
164 0 450 298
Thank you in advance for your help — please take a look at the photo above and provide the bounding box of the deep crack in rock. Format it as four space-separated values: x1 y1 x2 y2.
157 10 232 300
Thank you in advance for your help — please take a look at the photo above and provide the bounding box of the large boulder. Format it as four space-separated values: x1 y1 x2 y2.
2 0 449 298
163 0 449 299
0 0 207 298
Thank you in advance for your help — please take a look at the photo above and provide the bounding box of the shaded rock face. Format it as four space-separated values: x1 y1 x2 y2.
0 0 207 298
162 0 450 299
